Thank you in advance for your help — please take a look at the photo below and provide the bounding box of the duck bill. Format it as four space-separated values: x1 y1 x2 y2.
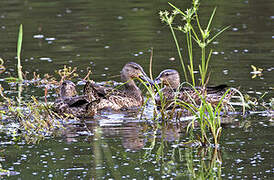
153 78 162 86
139 73 154 86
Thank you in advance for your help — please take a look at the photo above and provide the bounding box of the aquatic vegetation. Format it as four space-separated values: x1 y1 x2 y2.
0 63 94 143
250 65 263 79
159 0 229 86
9 97 65 143
0 58 5 74
184 88 232 146
141 54 245 146
17 24 23 82
56 66 79 82
156 0 248 146
244 93 273 114
0 25 85 142
0 83 65 143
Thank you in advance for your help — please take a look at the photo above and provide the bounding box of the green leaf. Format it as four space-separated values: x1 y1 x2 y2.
206 7 217 32
17 24 23 82
207 25 230 44
168 2 186 16
17 24 23 60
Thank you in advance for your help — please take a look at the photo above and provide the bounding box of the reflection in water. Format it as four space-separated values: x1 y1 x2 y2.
179 147 222 179
120 123 145 151
60 114 186 151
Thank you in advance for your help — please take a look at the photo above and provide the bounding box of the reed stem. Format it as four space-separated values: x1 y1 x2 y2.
17 24 23 82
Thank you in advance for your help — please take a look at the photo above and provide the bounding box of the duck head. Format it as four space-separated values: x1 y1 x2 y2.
121 62 153 85
154 69 180 89
59 80 78 98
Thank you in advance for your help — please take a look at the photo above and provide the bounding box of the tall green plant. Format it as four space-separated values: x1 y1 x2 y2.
159 10 188 83
160 0 230 86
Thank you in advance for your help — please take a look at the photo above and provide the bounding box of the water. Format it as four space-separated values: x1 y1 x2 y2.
0 0 273 179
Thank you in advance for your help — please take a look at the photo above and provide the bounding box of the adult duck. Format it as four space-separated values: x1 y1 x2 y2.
84 62 153 112
153 69 235 110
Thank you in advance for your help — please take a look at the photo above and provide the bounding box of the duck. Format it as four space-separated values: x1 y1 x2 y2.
52 80 97 117
153 69 235 110
52 62 153 117
84 62 154 112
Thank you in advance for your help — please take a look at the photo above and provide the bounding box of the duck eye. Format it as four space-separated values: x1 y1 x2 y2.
133 66 139 70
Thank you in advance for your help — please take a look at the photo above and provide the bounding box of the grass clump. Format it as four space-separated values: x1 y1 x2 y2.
0 25 90 143
159 0 229 86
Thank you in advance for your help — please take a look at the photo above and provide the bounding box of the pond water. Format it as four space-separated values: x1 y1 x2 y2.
0 0 273 179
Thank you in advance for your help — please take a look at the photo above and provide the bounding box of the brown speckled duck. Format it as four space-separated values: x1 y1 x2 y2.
85 62 153 112
154 69 235 110
52 62 153 117
52 80 97 117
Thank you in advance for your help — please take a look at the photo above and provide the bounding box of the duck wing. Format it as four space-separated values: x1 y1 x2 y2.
206 84 228 95
66 95 90 107
179 84 228 95
84 80 124 98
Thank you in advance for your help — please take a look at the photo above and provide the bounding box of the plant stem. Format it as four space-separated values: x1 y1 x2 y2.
186 29 195 86
17 24 23 82
201 46 206 86
168 23 188 82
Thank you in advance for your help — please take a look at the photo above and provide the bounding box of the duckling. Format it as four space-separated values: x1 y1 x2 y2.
154 69 235 109
52 80 98 117
85 62 153 111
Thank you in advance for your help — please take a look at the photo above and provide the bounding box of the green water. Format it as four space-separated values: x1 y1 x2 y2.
0 0 273 179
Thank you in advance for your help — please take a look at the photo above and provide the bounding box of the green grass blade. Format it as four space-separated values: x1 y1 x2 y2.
168 2 186 16
17 24 23 81
206 7 217 31
205 49 213 76
168 24 188 82
17 24 23 60
207 25 230 44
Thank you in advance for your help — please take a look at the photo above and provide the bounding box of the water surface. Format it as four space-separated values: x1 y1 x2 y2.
0 0 273 179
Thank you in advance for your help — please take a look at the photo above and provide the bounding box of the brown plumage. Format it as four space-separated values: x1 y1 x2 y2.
85 62 153 111
154 69 235 110
52 80 97 117
52 62 153 117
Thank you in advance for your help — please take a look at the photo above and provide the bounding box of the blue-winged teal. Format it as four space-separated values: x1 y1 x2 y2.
53 62 153 117
84 62 153 112
154 69 235 109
